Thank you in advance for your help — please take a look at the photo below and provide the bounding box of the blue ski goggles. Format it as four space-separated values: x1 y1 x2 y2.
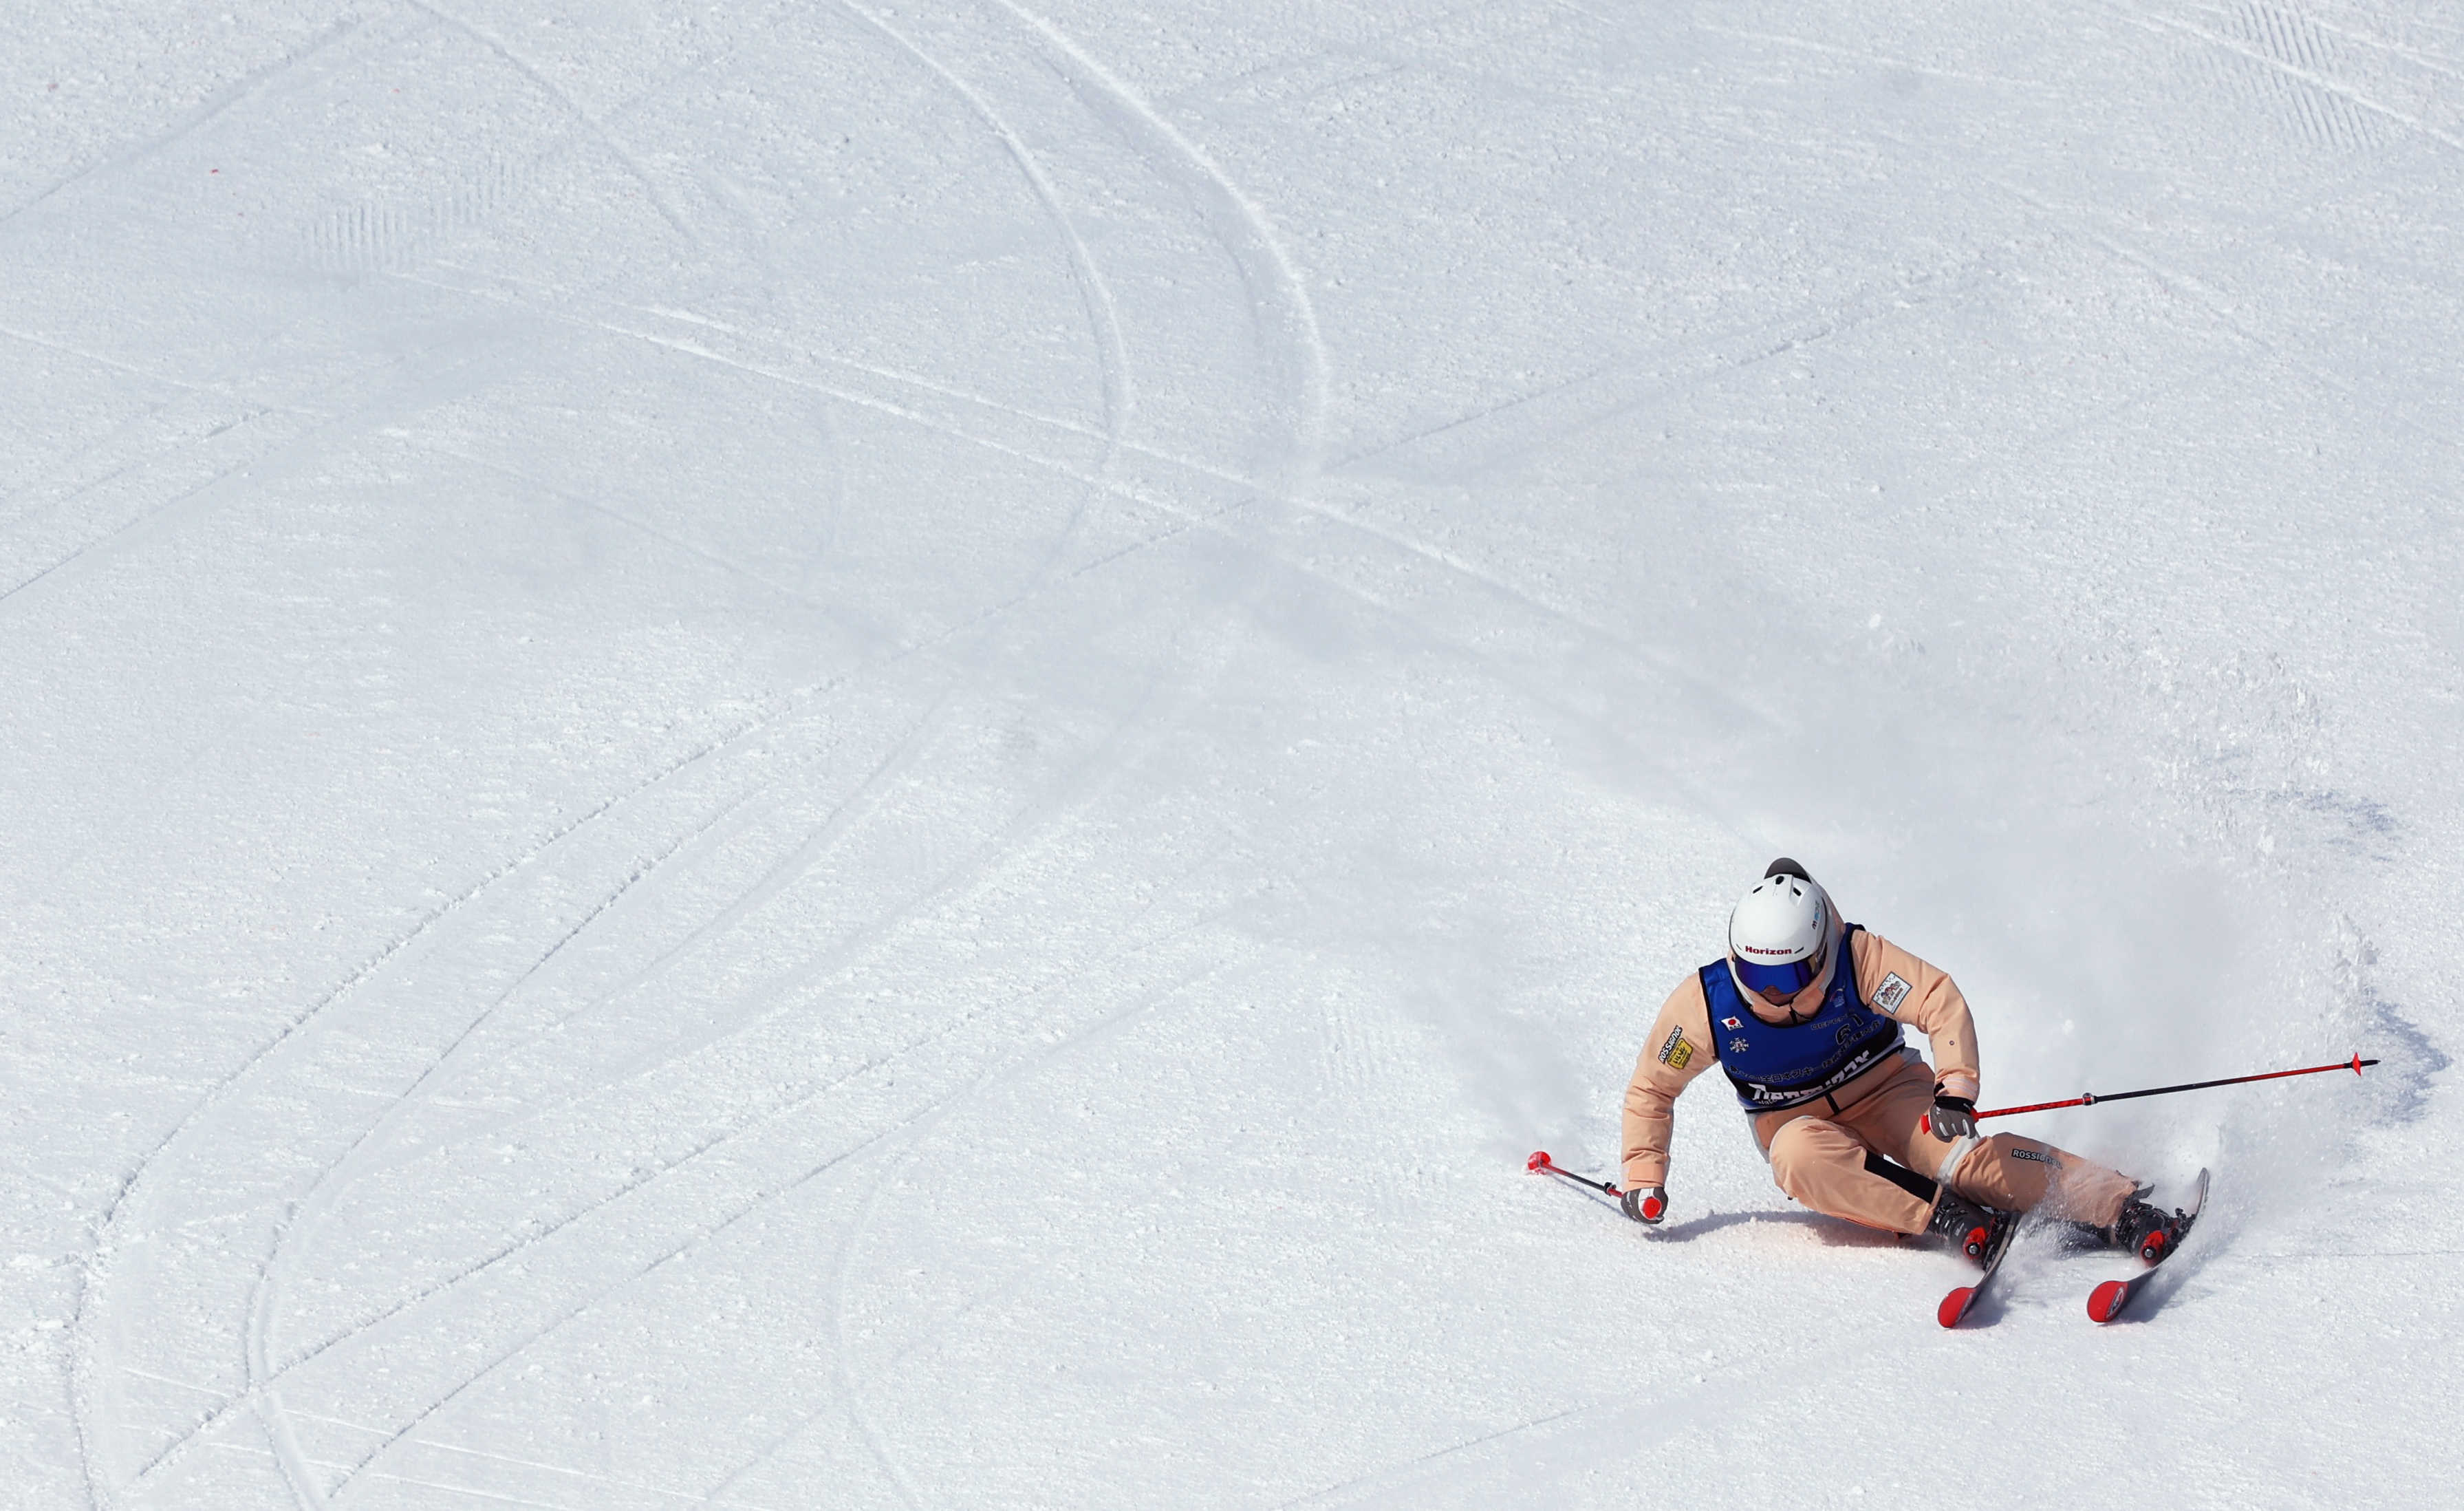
1732 947 1824 998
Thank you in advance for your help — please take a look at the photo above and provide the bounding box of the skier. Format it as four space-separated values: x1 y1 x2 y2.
1619 859 2179 1262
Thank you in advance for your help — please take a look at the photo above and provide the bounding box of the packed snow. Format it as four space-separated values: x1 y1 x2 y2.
4 1 2458 1506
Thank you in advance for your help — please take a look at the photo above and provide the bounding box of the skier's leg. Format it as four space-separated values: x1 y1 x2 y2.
1764 1115 1934 1234
1943 1136 2137 1226
1844 1060 2137 1226
1837 1053 1967 1186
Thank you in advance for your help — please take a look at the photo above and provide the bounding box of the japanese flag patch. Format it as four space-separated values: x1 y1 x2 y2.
1873 973 1912 1016
1719 1016 1744 1030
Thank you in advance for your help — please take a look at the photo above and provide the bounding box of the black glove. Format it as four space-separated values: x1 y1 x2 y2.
1927 1095 1978 1141
1621 1185 1667 1225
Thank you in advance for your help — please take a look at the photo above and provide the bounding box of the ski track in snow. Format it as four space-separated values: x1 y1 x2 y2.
98 577 1195 1501
0 342 512 619
817 960 1237 1511
466 278 1765 807
984 0 1333 479
2128 0 2464 153
706 939 1248 1506
367 256 1753 752
404 1 706 251
833 0 1134 464
0 14 374 228
75 721 740 1509
234 756 812 1510
122 544 1198 1503
68 639 965 1494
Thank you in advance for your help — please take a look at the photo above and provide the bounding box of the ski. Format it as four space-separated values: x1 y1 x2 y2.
1936 1209 2019 1328
2086 1168 2210 1324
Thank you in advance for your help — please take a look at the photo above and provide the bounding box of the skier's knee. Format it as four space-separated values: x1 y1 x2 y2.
1764 1117 1837 1196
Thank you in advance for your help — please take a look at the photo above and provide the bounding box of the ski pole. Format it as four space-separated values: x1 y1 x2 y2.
1973 1051 2379 1122
1526 1150 1621 1197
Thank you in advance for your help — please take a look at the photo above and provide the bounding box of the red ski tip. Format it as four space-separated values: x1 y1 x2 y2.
2088 1279 2131 1323
1526 1151 1553 1172
1938 1287 1976 1329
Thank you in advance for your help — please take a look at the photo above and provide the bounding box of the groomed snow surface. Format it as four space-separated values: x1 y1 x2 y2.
5 2 2459 1507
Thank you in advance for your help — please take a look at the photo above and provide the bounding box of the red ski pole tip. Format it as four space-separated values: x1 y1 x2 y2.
1526 1151 1552 1171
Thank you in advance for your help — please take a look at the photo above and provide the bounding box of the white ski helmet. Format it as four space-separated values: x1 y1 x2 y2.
1727 859 1834 1000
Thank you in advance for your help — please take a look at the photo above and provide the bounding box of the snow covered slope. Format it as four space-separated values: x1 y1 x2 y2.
3 2 2457 1506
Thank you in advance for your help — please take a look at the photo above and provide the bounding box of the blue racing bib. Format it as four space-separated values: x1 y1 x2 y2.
1699 925 1903 1113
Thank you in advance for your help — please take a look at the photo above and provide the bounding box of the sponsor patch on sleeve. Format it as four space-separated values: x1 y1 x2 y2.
1873 972 1912 1016
1656 1025 1694 1071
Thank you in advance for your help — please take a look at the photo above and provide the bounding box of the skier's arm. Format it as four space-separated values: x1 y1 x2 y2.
1620 977 1716 1192
1850 931 1980 1102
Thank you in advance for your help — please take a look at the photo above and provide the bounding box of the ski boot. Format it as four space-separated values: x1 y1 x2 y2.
2060 1186 2195 1262
2109 1193 2196 1263
1925 1190 2011 1266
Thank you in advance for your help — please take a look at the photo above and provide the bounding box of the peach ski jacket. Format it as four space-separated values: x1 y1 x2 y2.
1620 929 1982 1193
